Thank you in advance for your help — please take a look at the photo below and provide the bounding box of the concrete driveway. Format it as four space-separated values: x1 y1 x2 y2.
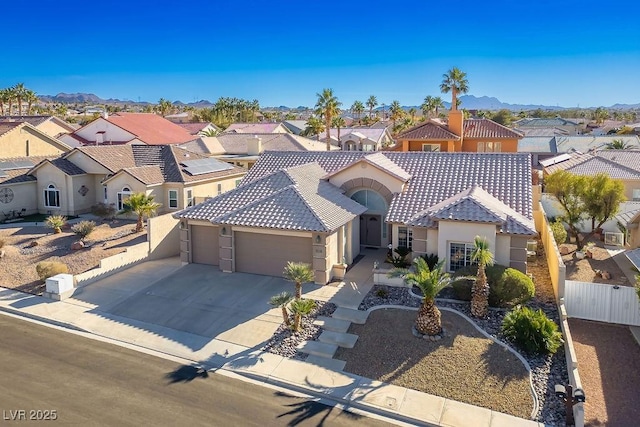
71 262 316 349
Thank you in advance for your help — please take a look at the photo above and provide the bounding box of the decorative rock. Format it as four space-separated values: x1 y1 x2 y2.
559 245 569 255
601 271 611 280
71 241 85 250
28 240 38 248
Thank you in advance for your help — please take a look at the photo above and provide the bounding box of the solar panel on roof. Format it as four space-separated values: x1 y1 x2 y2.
182 157 234 176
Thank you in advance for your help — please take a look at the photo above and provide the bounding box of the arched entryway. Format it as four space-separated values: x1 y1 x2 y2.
350 189 388 247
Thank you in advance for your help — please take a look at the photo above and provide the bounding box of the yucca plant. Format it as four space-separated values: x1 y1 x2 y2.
269 292 293 327
44 215 67 234
289 299 316 332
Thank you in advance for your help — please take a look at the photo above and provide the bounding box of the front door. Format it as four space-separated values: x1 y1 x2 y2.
360 215 382 247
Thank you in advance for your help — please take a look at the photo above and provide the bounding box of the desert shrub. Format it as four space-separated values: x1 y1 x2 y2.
91 202 117 220
550 220 567 246
452 279 473 300
421 253 439 270
44 215 67 232
71 220 96 239
490 268 535 307
375 287 389 298
36 261 69 282
390 256 409 268
502 306 563 355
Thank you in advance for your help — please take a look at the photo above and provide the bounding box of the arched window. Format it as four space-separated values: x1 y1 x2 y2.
117 186 132 211
350 189 387 213
44 184 60 208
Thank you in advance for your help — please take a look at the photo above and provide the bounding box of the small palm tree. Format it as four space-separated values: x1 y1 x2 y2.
121 192 161 233
470 236 495 318
283 261 314 300
289 298 316 332
332 116 346 142
605 139 633 150
301 116 325 138
269 292 293 327
388 258 452 336
366 95 378 120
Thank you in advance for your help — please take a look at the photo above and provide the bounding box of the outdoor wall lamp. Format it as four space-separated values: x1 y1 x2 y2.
221 226 227 235
373 261 379 269
555 384 586 426
315 235 321 244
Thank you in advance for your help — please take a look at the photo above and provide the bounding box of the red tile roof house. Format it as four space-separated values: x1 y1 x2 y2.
0 145 246 218
174 151 535 284
58 113 197 147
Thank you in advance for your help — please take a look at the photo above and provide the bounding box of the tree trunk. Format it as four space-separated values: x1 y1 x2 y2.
325 116 331 151
293 313 301 332
415 299 442 335
471 265 489 318
295 282 302 300
136 215 143 233
281 306 290 327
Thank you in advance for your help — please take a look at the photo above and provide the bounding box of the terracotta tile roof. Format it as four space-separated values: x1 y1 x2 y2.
75 146 137 172
176 163 366 232
106 113 196 145
463 119 523 139
238 151 533 234
397 121 460 140
121 165 165 185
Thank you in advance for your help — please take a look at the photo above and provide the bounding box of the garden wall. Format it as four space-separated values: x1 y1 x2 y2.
559 303 585 427
74 242 149 287
147 213 180 260
534 204 566 300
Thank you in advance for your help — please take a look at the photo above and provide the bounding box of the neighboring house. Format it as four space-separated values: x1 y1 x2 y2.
174 151 535 284
58 113 196 147
317 127 395 151
177 122 220 136
586 119 626 136
519 135 640 166
394 110 523 152
0 121 73 159
223 122 290 134
0 156 49 218
282 120 308 135
513 117 583 135
1 145 246 218
179 133 334 169
164 112 192 123
0 115 77 137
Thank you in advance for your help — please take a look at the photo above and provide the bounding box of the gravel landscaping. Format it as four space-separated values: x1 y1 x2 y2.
335 308 534 419
561 238 629 285
0 221 144 295
262 300 337 360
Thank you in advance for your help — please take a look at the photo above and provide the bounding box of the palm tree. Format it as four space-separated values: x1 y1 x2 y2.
332 116 346 143
0 88 9 115
389 100 404 132
315 89 342 151
421 95 434 118
605 139 633 150
269 292 293 327
592 107 609 125
470 236 495 318
440 67 469 111
388 258 452 335
201 128 219 137
13 83 27 116
25 89 38 115
351 100 365 123
3 86 16 115
121 192 161 233
283 261 315 300
156 98 173 117
301 116 325 138
408 107 417 124
289 299 316 332
366 95 378 121
432 96 445 116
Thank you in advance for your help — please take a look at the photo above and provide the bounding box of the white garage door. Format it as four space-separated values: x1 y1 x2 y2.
191 225 219 265
235 232 312 277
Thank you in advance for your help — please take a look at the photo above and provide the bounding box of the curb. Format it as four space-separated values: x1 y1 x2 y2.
0 305 88 333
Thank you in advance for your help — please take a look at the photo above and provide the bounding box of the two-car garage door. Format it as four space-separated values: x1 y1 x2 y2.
235 231 312 277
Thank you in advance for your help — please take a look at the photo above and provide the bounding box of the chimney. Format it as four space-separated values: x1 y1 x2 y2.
247 136 263 155
448 109 464 142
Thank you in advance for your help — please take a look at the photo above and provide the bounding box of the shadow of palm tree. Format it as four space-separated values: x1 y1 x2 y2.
274 391 362 426
165 364 209 384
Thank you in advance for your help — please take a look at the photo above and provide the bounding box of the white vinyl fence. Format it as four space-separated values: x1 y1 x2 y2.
565 280 640 326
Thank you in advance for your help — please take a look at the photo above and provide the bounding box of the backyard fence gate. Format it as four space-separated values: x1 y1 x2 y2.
564 280 640 326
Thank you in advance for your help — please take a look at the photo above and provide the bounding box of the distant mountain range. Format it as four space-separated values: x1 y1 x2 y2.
39 93 640 111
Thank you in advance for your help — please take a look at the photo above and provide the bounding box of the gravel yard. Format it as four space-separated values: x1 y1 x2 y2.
335 309 534 419
561 239 629 286
0 221 145 295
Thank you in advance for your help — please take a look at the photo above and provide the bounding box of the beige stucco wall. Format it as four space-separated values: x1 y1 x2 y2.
36 120 72 138
495 234 512 267
620 179 640 200
437 221 497 272
69 174 95 214
329 162 405 195
0 182 38 216
148 212 180 260
75 118 135 144
0 126 68 158
65 151 112 175
32 162 71 215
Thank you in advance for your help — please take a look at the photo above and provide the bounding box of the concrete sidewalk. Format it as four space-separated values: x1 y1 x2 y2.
0 255 543 427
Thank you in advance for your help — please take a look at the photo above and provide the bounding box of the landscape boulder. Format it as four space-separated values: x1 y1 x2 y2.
28 240 39 248
71 241 85 250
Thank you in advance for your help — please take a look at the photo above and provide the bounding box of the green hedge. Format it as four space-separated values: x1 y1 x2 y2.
502 306 563 355
452 265 535 307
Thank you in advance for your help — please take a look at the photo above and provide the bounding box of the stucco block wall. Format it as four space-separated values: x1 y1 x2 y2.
510 236 528 273
219 229 233 272
148 212 180 260
495 235 511 267
0 182 37 216
0 127 67 158
69 174 95 214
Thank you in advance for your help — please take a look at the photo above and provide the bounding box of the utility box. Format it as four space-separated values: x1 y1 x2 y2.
44 274 75 300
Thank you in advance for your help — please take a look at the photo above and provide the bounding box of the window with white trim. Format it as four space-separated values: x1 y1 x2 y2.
186 189 193 207
398 226 413 250
44 184 60 208
168 190 178 209
422 144 440 152
477 141 501 152
449 242 475 272
117 187 132 211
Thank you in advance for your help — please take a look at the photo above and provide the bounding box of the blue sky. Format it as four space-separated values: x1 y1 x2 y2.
2 0 639 108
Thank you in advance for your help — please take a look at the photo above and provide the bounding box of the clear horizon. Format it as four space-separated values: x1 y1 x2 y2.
2 0 639 109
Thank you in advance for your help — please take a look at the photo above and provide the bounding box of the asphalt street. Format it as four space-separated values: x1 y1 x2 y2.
0 314 391 426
